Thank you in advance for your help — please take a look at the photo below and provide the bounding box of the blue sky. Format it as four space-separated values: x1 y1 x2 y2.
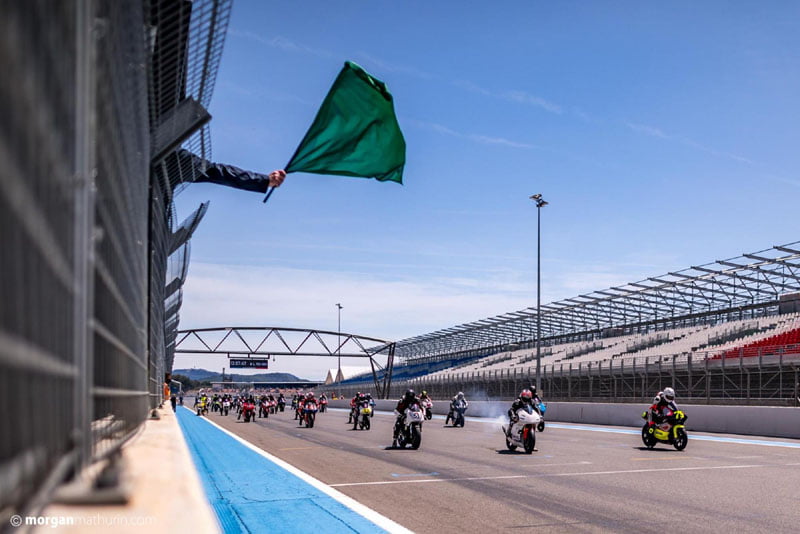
174 1 800 380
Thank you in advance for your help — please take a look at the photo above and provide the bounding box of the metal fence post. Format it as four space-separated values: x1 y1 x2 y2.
73 0 97 473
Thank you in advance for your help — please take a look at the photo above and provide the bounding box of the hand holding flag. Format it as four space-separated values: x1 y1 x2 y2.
263 61 406 203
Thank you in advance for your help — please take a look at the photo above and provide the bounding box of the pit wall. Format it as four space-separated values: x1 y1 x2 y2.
328 400 800 439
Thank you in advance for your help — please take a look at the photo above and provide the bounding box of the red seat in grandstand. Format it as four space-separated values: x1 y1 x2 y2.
713 327 800 360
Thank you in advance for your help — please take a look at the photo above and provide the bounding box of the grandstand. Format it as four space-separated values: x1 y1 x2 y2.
329 242 800 404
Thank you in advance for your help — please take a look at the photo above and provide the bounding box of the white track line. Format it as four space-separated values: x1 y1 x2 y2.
184 407 413 534
330 462 795 487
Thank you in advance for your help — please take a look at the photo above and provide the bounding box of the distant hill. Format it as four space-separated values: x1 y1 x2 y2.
173 368 313 383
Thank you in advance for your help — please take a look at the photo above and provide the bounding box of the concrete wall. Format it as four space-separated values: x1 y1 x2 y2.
328 400 800 439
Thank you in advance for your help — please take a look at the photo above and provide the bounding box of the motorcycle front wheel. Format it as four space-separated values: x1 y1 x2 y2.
505 438 517 451
364 417 371 431
641 425 656 449
410 426 422 450
523 428 536 454
673 428 688 451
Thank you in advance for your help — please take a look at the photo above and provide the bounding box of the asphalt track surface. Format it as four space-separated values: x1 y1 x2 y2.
204 406 800 533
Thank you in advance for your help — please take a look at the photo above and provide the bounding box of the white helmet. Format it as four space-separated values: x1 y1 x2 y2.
662 387 675 402
653 391 663 403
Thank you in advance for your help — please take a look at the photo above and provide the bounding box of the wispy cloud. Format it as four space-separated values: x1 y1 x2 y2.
625 121 668 139
625 121 754 164
354 52 436 80
454 80 562 114
502 90 562 114
229 29 335 59
409 119 543 150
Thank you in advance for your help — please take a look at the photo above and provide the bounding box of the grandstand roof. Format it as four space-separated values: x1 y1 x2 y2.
395 241 800 359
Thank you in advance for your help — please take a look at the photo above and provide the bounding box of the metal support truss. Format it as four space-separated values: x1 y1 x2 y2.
175 327 396 398
395 241 800 360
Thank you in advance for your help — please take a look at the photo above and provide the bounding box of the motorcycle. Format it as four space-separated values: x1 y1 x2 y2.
421 398 433 420
502 404 541 454
535 402 547 432
196 400 208 416
395 402 424 449
222 400 230 416
353 402 372 430
641 408 688 451
269 399 277 414
302 401 318 428
278 398 286 412
239 401 256 423
258 400 269 418
451 399 468 427
319 398 328 413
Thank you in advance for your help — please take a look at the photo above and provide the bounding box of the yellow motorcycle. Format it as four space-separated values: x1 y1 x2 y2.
641 408 688 451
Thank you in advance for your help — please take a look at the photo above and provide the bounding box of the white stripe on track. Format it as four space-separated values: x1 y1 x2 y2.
329 462 796 487
183 407 413 534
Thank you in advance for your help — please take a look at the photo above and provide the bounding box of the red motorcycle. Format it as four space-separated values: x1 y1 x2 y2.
300 400 319 428
319 397 328 413
239 401 256 423
258 399 269 418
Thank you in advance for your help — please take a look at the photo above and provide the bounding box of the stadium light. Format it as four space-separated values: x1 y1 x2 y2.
336 303 343 377
530 194 548 391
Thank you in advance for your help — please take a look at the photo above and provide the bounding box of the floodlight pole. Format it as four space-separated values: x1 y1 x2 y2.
336 303 343 377
530 194 548 392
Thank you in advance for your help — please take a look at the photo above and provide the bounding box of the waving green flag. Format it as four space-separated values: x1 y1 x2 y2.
285 61 406 184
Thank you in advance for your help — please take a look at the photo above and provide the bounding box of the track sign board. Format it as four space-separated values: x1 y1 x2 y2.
229 358 269 369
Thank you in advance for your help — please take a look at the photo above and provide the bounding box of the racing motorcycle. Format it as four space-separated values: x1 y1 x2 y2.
319 397 328 413
301 399 318 428
278 396 286 412
353 401 372 430
195 398 208 416
239 401 256 423
451 399 468 427
394 402 424 449
641 408 688 451
502 404 541 454
421 398 433 420
258 399 269 418
535 402 547 432
221 399 230 416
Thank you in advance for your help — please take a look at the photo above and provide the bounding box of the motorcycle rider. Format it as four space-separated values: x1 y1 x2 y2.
445 392 468 425
393 389 422 447
301 392 318 426
348 392 362 424
365 392 375 417
506 388 535 438
650 387 678 426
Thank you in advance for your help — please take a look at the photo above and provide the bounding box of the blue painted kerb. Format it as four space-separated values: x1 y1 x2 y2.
176 407 388 534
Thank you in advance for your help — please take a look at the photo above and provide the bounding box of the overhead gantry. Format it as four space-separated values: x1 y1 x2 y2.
174 327 396 398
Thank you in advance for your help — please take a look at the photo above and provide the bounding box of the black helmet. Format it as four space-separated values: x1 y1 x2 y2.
404 389 415 400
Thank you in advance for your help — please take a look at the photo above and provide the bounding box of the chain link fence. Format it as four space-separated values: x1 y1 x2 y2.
329 349 800 407
0 0 230 523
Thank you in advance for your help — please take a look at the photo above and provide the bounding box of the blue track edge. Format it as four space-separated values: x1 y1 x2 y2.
176 407 390 534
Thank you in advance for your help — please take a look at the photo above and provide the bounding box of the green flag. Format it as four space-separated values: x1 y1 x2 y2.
285 61 406 184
